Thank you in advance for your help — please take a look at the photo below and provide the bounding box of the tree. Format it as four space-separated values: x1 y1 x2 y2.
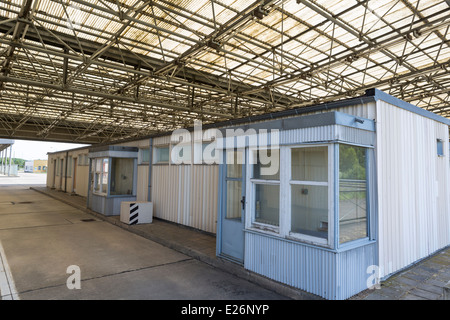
339 145 366 180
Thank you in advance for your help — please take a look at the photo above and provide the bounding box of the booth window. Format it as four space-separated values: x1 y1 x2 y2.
67 156 73 176
240 142 371 248
251 149 280 228
60 159 64 176
290 146 329 240
154 146 169 164
339 144 368 244
140 149 150 163
437 139 444 157
92 158 108 195
225 150 243 219
110 158 134 195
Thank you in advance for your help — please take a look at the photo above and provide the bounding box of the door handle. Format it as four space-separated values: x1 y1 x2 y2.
241 196 245 210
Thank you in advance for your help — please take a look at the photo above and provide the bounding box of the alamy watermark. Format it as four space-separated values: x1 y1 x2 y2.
66 265 81 290
366 265 386 290
170 120 280 175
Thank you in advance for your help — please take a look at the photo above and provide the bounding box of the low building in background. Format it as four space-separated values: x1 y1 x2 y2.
24 160 48 173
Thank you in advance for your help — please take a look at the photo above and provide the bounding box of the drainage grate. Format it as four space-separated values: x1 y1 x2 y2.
80 218 96 222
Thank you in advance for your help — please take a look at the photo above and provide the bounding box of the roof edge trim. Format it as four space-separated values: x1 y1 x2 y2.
366 88 450 126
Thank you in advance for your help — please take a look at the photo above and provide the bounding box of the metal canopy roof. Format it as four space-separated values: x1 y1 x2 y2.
0 138 14 152
0 0 448 144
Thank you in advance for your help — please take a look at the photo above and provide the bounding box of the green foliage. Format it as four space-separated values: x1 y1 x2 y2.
13 158 26 168
339 144 366 180
0 158 26 168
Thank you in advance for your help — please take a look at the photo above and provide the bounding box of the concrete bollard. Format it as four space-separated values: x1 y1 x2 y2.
444 281 450 300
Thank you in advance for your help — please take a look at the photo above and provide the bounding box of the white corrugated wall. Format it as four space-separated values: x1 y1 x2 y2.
75 166 89 197
376 100 450 279
151 164 219 234
136 165 149 202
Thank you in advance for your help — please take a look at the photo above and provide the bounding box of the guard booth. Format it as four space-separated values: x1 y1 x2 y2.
87 146 138 216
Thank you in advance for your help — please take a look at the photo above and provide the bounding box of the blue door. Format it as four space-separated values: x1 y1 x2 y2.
220 149 246 263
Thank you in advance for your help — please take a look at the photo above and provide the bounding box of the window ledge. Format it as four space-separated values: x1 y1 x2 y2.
285 234 330 248
336 238 376 252
246 225 279 236
245 229 376 253
92 192 107 197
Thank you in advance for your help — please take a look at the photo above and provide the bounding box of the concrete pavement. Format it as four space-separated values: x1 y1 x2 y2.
0 185 288 300
31 185 450 301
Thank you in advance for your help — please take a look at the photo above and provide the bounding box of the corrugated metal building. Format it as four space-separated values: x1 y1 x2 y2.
46 89 450 300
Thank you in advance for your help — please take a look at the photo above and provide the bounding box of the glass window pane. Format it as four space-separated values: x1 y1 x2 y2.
291 184 328 239
141 149 150 163
68 156 72 175
339 144 367 244
292 147 328 182
102 158 109 173
226 150 243 178
101 173 108 194
252 149 280 180
110 158 134 195
254 184 279 226
94 173 101 192
226 181 242 219
95 158 101 172
156 147 169 163
437 140 444 156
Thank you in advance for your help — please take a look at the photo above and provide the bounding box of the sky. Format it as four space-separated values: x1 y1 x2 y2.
8 140 90 161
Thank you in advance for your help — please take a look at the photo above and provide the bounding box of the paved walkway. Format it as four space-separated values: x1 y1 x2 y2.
351 249 449 300
29 187 450 300
0 186 290 301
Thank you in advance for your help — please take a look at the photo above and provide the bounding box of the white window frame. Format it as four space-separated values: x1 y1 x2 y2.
245 144 335 247
337 143 372 248
139 148 150 164
246 147 281 235
92 157 109 196
153 146 170 164
287 144 334 247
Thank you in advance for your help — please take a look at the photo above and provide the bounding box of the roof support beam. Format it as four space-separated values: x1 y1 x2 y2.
0 0 34 89
0 75 229 118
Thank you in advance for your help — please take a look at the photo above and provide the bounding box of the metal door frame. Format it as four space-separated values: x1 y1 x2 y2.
217 148 246 264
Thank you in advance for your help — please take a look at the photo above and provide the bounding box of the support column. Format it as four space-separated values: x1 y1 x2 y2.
2 149 5 174
8 145 12 176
